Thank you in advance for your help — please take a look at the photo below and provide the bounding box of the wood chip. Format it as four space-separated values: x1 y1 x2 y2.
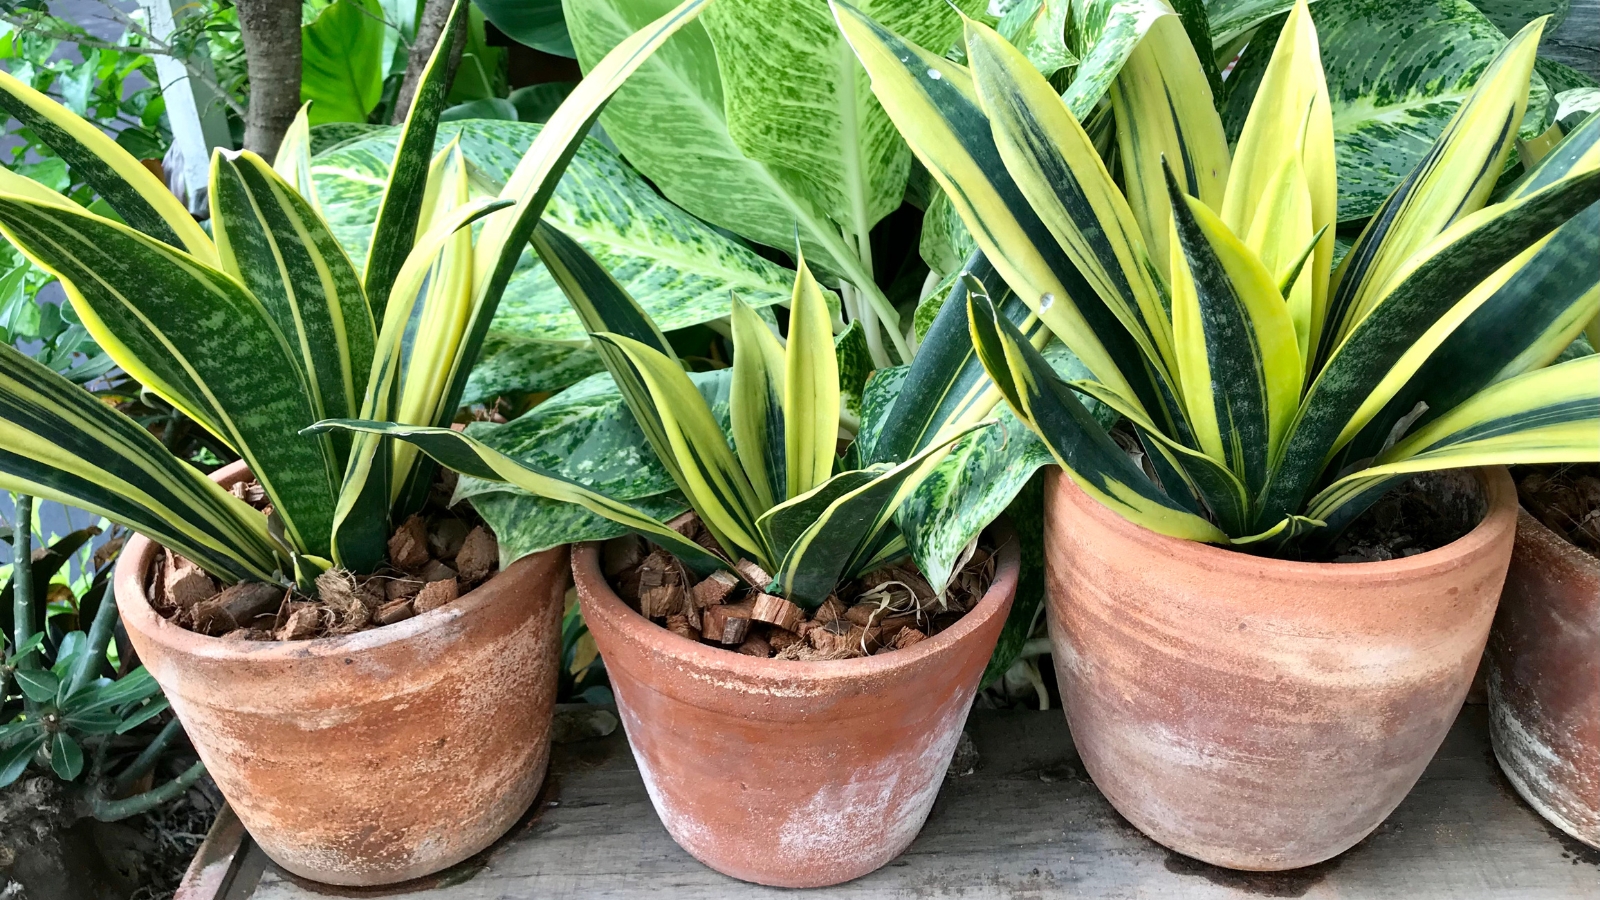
375 597 416 625
691 570 741 608
385 578 423 602
844 602 883 627
161 555 215 611
455 526 498 583
751 593 803 632
893 627 927 650
602 535 646 579
805 625 865 659
420 559 457 583
413 578 459 614
191 582 284 635
767 628 801 652
277 605 321 641
428 518 470 560
733 559 772 589
664 613 701 642
220 627 274 642
388 515 430 571
701 602 752 645
813 595 847 626
640 581 687 619
736 635 772 658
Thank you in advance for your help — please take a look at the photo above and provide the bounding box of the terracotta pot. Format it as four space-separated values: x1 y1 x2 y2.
1044 467 1517 870
574 525 1019 887
113 461 567 886
1487 507 1599 848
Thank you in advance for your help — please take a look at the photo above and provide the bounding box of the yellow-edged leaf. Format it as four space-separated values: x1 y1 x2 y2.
785 257 840 500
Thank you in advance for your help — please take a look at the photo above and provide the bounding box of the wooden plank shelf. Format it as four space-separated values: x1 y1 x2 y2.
186 703 1598 899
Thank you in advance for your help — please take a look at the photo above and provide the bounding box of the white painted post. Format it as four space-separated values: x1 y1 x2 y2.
139 0 232 216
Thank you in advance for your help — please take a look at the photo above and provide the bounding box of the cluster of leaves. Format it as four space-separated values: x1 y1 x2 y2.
1 517 202 820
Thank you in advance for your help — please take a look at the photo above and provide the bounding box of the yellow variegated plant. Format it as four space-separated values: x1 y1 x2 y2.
835 0 1600 549
318 231 986 607
0 0 711 586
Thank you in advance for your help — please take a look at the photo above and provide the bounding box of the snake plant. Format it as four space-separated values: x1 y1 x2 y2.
836 0 1600 549
0 0 711 586
317 235 988 607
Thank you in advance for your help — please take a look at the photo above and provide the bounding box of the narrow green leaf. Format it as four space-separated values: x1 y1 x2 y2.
0 734 45 788
49 732 83 780
730 294 787 510
309 419 728 576
784 258 840 500
0 343 278 582
15 668 59 703
114 697 171 734
0 69 215 262
363 0 469 323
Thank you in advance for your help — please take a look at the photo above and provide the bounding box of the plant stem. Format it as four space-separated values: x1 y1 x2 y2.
91 759 206 822
112 718 183 796
68 581 121 694
11 493 35 670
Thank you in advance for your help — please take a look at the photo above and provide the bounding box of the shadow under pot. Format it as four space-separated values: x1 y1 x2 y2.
1043 467 1518 871
1487 506 1599 848
573 522 1019 888
113 460 569 886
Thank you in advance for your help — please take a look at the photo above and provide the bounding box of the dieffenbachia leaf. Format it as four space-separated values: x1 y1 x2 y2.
997 0 1076 79
565 0 908 359
0 69 215 264
0 194 340 558
308 419 727 577
0 343 279 583
1058 0 1174 118
300 0 386 126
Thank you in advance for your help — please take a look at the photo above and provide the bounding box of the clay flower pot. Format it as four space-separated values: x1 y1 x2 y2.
574 525 1019 887
1487 508 1599 848
1043 467 1517 870
113 461 568 886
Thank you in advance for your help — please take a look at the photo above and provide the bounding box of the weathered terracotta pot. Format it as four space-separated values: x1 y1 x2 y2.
1487 507 1599 848
1044 467 1517 870
574 525 1019 887
114 461 567 886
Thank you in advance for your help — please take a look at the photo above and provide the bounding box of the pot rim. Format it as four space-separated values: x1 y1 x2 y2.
113 459 556 663
1512 504 1600 573
575 518 1021 683
1049 465 1518 582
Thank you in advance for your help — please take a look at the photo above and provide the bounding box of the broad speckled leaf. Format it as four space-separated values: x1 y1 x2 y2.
913 269 961 343
1224 0 1552 222
699 0 984 245
873 342 1114 593
460 333 605 405
311 119 794 343
835 321 873 419
1555 88 1600 130
999 0 1078 79
1470 0 1569 37
563 0 868 282
1061 0 1173 119
919 191 978 278
1204 0 1303 46
457 368 733 561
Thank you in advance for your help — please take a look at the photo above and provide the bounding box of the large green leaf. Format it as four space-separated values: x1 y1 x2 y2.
563 0 909 358
311 120 795 344
301 0 387 126
460 334 603 404
1060 0 1173 118
1471 0 1569 36
998 0 1078 80
698 0 980 246
1224 0 1552 222
474 0 574 57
